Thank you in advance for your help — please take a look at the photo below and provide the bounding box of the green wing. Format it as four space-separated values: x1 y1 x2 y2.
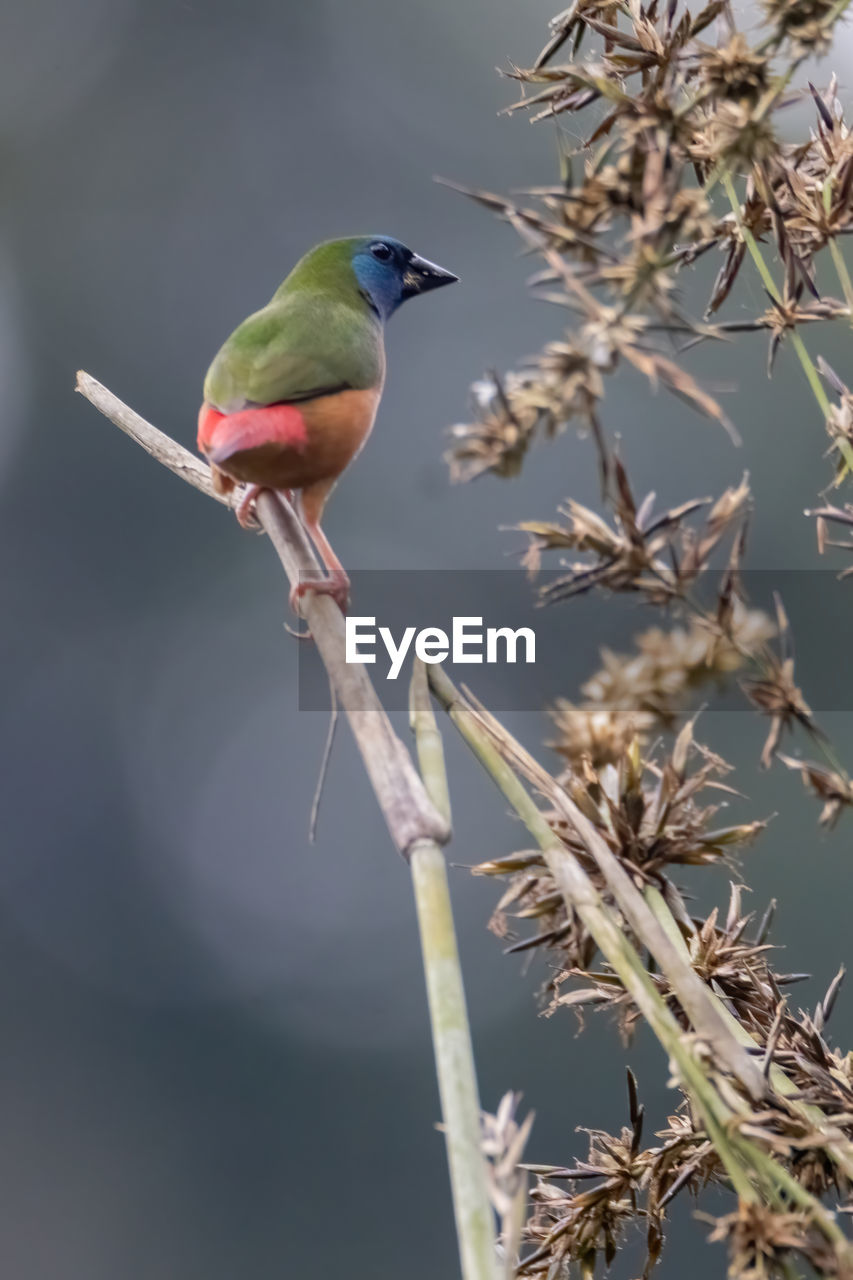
203 289 383 412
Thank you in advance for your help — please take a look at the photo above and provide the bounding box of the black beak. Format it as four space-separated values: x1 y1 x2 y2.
402 253 458 298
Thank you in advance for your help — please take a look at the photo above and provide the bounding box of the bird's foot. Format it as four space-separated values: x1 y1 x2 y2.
234 486 296 529
289 570 351 616
235 484 264 529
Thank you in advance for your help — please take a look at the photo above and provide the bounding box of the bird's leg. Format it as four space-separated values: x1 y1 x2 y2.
290 481 351 614
297 523 350 612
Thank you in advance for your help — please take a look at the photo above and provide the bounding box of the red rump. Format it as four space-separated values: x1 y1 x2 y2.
197 401 308 460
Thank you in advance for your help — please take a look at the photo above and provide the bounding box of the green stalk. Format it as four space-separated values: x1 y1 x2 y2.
721 171 853 479
822 179 853 313
828 239 853 314
746 1145 851 1250
408 661 496 1280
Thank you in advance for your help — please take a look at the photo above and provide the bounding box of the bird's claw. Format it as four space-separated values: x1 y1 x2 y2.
235 485 263 529
234 486 296 529
289 571 351 616
284 619 314 641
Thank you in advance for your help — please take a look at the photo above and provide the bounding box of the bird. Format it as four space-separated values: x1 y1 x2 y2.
197 235 457 612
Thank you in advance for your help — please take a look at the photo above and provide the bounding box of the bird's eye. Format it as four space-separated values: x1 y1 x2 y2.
370 243 392 261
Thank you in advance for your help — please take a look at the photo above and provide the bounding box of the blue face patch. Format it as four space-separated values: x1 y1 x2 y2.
353 247 406 320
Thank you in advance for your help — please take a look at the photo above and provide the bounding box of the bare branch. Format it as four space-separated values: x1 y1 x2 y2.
75 371 450 858
76 371 226 505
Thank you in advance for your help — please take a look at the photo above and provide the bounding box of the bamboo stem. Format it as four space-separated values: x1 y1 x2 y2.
410 659 453 829
410 844 497 1279
409 660 497 1280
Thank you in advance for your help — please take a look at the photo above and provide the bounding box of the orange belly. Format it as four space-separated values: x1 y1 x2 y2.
198 386 382 491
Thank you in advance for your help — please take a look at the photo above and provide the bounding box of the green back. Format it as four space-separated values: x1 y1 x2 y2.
204 239 384 411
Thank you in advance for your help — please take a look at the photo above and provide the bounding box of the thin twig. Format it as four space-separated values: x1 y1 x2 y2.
76 371 230 505
308 688 338 844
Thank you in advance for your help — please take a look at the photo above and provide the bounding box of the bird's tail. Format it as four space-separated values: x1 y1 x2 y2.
197 401 308 463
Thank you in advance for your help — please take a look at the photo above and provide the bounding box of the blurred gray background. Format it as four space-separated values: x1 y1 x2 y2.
1 1 853 1276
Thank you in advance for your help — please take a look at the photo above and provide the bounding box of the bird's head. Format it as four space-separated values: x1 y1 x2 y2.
350 236 457 320
288 236 457 321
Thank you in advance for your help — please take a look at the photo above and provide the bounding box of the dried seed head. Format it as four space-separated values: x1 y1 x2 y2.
778 754 853 828
549 702 653 768
452 3 853 1272
551 606 775 761
742 614 818 771
691 101 779 168
695 34 771 101
761 0 847 55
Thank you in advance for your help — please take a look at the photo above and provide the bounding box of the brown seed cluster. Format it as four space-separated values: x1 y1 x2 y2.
449 1 853 1275
476 761 853 1276
550 605 774 769
517 458 750 599
477 724 766 968
517 453 833 777
445 0 853 501
467 499 853 1271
